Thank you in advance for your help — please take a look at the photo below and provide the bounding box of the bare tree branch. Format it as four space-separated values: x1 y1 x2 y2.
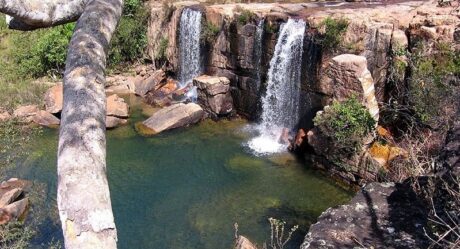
0 0 89 30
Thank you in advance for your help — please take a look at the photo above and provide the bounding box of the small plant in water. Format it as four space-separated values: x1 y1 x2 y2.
233 218 298 249
263 218 299 249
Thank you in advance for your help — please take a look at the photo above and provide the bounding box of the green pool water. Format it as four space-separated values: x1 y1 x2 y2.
8 95 352 249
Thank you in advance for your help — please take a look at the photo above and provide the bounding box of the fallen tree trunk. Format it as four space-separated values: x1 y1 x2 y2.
1 0 123 248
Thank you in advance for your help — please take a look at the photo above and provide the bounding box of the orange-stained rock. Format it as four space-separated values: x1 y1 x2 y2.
377 125 393 141
44 83 63 114
295 129 307 147
369 142 408 169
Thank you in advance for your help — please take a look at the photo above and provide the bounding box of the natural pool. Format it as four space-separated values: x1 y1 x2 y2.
8 95 352 249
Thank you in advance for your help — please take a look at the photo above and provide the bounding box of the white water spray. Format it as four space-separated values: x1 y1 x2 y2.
247 19 306 155
179 8 202 89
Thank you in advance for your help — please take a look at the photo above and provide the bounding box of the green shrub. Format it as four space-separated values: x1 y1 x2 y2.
108 1 148 66
408 42 460 128
318 17 348 52
201 21 220 44
13 23 75 77
264 21 277 34
0 222 35 249
314 97 375 153
156 37 169 60
237 9 254 25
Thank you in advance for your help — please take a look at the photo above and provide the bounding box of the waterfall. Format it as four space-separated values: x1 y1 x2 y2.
248 19 306 155
179 8 202 88
253 19 264 90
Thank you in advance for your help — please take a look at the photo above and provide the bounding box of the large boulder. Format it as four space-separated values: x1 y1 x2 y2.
32 110 60 128
138 103 205 135
105 94 129 129
12 105 39 122
44 83 63 114
134 69 166 97
301 182 429 249
107 94 129 118
326 54 379 121
194 75 233 117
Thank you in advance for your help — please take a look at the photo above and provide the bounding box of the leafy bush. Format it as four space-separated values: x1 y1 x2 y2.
406 42 460 129
314 97 375 152
237 9 255 25
156 37 169 60
108 0 149 66
318 17 348 52
201 21 220 44
0 222 35 249
13 23 75 77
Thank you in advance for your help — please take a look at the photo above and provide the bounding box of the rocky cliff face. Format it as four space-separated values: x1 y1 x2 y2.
147 1 459 183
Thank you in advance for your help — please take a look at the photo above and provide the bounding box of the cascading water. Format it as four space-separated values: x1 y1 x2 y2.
253 19 265 90
247 19 306 155
178 8 202 98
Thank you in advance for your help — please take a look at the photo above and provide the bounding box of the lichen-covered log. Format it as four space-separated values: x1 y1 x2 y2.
1 0 123 248
57 0 122 248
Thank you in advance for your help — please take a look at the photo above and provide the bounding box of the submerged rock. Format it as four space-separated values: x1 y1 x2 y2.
194 75 233 117
44 83 63 114
106 116 128 129
301 182 429 249
234 236 257 249
138 103 205 135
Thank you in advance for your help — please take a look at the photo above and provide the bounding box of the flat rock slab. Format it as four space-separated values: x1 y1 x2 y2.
32 110 60 128
301 182 429 249
107 94 129 118
138 103 205 135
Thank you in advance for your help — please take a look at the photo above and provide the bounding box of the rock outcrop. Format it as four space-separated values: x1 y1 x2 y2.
0 178 31 225
44 83 63 114
301 182 429 249
138 103 205 135
325 54 379 121
194 75 233 117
